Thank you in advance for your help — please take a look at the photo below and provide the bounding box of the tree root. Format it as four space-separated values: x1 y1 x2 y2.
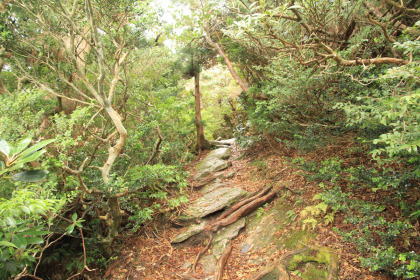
206 188 277 232
190 185 278 275
214 242 232 280
191 233 214 273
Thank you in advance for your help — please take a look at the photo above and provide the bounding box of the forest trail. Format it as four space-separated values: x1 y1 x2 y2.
104 140 342 280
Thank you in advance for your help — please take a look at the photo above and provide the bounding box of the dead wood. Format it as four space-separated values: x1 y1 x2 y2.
214 242 232 280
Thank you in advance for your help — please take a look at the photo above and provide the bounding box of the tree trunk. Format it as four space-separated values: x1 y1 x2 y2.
194 72 210 151
100 197 123 255
203 19 249 93
101 105 127 183
0 60 7 94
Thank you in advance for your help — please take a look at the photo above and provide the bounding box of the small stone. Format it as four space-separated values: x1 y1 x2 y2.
241 244 251 253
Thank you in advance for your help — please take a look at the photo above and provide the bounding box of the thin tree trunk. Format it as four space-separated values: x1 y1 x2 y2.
0 60 7 94
194 72 209 151
100 105 127 183
203 19 249 93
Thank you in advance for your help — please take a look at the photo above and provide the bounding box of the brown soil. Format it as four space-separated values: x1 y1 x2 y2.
101 136 409 280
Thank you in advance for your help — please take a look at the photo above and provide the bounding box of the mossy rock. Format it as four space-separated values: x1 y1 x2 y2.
282 247 339 280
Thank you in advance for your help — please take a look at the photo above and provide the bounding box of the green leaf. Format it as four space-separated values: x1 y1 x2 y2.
13 150 46 166
12 234 27 249
72 213 77 221
66 224 75 235
0 139 10 157
5 217 16 227
18 139 55 159
317 202 328 213
12 170 49 182
20 228 49 236
0 241 17 248
25 237 44 245
10 138 32 156
19 206 31 215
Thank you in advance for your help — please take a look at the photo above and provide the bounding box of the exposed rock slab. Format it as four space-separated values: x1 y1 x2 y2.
194 148 232 180
177 187 247 222
238 198 315 268
200 218 246 276
206 147 231 160
171 222 207 244
212 218 246 258
200 179 226 194
209 139 236 146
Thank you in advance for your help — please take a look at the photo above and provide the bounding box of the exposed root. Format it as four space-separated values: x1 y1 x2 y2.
214 242 232 280
216 184 273 221
188 185 278 277
191 233 214 273
207 189 277 232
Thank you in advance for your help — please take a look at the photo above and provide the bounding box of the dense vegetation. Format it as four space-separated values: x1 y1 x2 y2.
0 0 419 279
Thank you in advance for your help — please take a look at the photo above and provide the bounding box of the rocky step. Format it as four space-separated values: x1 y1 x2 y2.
176 187 247 223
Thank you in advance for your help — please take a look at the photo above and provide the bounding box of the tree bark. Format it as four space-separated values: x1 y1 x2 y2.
0 60 7 94
203 18 249 93
100 105 127 183
194 72 210 151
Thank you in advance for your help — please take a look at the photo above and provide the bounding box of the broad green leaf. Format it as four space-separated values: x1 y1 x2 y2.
21 228 49 236
13 150 46 166
66 224 75 234
10 138 31 156
5 217 16 227
12 170 49 182
0 241 17 248
0 139 10 157
72 213 77 221
19 206 31 215
25 237 44 245
18 139 55 159
12 234 27 249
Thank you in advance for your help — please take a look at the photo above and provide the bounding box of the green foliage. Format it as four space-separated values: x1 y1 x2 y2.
0 188 64 278
292 157 343 183
122 164 189 232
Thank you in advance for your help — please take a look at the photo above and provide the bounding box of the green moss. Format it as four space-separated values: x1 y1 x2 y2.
280 230 315 250
301 264 327 280
287 248 331 270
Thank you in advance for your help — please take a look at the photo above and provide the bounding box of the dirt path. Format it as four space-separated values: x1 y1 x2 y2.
103 139 383 280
